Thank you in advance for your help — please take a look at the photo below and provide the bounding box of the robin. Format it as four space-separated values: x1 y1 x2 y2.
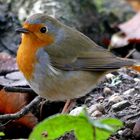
16 13 139 113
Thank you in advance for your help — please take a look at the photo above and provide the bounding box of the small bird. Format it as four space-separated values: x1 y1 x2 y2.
16 13 139 113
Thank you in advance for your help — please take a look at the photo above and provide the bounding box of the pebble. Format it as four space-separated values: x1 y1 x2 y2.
133 119 140 138
130 105 137 109
103 87 112 95
91 110 102 117
6 71 25 80
134 78 140 89
112 100 131 112
116 111 127 118
109 94 123 104
118 130 123 135
122 128 132 137
96 96 104 102
105 73 115 79
84 97 92 103
69 106 83 116
123 88 135 96
134 78 140 83
10 79 28 87
88 103 105 114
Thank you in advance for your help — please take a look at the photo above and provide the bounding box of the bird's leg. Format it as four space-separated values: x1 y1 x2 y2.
61 99 76 113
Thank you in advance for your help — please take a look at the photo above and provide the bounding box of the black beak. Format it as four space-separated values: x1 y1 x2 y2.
16 28 29 33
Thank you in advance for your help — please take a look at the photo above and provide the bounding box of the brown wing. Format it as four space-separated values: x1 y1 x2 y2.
50 52 134 71
45 24 134 71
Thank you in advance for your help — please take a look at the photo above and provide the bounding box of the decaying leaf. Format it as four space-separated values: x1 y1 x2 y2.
119 12 140 39
110 12 140 48
0 89 38 128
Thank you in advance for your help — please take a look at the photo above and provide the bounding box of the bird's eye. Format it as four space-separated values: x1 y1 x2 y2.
40 27 48 33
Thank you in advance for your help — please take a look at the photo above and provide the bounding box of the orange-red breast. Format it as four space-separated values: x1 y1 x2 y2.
16 13 139 104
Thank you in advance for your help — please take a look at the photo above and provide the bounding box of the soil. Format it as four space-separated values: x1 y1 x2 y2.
80 68 140 140
59 68 140 140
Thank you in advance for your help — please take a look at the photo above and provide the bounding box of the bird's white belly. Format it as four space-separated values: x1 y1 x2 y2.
29 62 104 101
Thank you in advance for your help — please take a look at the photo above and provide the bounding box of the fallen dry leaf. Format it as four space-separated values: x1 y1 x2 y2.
110 12 140 48
119 12 140 38
0 89 38 128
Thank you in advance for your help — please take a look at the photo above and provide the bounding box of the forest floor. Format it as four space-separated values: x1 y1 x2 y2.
0 1 140 139
59 68 140 140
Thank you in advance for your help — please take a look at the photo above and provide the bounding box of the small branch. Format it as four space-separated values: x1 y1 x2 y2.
125 48 136 58
0 96 42 121
125 112 140 120
4 86 36 95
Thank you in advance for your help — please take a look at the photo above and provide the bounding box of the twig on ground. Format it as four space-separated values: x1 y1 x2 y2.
4 86 36 95
0 96 42 121
125 48 136 58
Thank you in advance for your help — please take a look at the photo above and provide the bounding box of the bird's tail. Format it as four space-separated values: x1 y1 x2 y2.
116 57 140 73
